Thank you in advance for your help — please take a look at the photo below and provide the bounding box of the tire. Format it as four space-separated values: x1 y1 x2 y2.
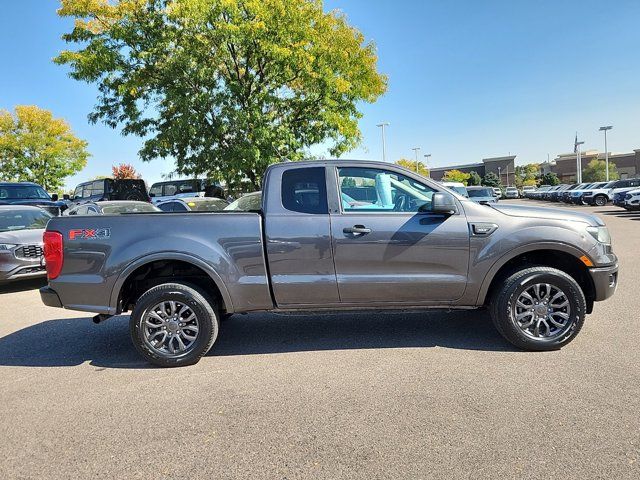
129 283 219 367
489 267 586 351
594 195 607 206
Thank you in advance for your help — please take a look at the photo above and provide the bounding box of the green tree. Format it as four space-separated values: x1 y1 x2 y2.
56 0 387 191
442 169 471 185
514 163 540 188
467 171 482 186
395 158 429 177
0 105 89 190
582 159 619 183
341 177 356 188
540 172 560 186
482 171 501 187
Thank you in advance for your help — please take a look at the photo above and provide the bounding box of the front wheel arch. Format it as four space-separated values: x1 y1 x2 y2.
479 247 596 310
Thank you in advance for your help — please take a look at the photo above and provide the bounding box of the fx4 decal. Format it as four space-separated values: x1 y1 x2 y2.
68 228 111 240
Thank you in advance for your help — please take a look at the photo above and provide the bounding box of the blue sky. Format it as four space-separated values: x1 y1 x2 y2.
1 0 639 188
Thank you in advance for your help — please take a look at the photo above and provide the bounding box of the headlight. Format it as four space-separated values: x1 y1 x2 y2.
586 226 611 245
0 243 17 251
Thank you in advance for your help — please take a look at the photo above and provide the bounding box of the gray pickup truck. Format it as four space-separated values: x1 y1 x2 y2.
40 160 618 367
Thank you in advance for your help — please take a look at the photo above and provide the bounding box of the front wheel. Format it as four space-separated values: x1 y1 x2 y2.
594 195 607 206
130 283 219 367
490 267 586 351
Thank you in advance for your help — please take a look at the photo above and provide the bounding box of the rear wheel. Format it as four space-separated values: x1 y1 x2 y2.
130 283 219 367
490 267 586 351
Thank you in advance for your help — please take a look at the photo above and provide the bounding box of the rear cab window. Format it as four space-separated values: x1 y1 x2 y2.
281 167 328 214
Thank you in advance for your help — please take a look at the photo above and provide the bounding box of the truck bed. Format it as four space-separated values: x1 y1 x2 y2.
46 212 273 314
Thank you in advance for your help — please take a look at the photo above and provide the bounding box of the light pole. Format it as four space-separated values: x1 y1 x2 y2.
376 122 390 162
412 147 421 173
599 125 613 181
423 154 432 178
576 141 585 183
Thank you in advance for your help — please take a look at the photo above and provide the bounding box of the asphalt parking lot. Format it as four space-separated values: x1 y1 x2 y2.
0 200 638 479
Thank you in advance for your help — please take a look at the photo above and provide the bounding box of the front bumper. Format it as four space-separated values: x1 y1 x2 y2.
40 286 63 308
589 264 618 302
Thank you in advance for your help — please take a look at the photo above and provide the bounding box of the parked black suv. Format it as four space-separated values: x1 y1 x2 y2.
0 182 67 215
71 179 150 204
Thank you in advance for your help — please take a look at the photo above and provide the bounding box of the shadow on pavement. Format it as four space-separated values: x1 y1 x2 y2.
0 310 516 369
0 278 47 295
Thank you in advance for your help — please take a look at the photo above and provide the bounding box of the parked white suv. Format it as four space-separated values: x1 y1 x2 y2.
624 188 640 211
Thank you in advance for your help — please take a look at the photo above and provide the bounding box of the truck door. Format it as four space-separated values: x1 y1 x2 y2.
263 166 340 306
329 165 470 304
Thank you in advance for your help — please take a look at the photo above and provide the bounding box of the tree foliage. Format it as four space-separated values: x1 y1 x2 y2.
482 171 501 187
442 169 471 184
540 172 560 186
467 171 481 186
112 163 141 179
582 159 619 183
0 105 89 190
395 158 429 177
514 163 540 188
55 0 387 191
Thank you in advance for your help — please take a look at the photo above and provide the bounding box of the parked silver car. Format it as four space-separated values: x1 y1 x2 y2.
0 206 51 282
466 186 498 204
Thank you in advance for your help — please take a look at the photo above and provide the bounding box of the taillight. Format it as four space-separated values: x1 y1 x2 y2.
43 231 63 280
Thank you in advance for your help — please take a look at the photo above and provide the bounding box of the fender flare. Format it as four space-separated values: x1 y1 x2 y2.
475 241 591 305
109 251 235 313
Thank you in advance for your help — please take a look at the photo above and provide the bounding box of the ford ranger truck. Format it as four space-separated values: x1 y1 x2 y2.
40 160 618 367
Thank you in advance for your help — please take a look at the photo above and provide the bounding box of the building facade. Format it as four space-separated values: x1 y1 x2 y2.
543 150 640 183
429 155 516 185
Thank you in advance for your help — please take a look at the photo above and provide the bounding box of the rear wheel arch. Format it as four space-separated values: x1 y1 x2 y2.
111 253 234 314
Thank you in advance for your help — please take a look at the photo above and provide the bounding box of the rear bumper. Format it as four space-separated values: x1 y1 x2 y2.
589 264 618 302
40 286 63 308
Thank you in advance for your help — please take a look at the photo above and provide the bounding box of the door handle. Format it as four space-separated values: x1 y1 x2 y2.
343 225 371 235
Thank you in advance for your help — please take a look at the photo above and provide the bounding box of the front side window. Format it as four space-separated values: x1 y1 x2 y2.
338 167 435 213
81 184 92 198
149 184 162 197
281 167 328 214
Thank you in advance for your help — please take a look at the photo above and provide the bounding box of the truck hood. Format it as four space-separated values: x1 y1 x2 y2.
0 228 45 245
490 203 603 226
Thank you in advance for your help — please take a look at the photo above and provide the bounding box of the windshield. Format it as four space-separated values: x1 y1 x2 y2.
187 199 229 211
225 193 262 211
446 186 468 197
0 209 52 232
0 185 51 200
101 202 159 214
467 188 494 198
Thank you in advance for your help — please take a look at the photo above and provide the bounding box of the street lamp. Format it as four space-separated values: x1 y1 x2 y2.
376 122 390 162
599 125 613 181
423 154 432 178
412 147 421 173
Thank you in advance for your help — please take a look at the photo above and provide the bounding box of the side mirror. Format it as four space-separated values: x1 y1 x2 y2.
51 193 59 201
149 192 155 198
430 192 458 215
63 194 70 200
